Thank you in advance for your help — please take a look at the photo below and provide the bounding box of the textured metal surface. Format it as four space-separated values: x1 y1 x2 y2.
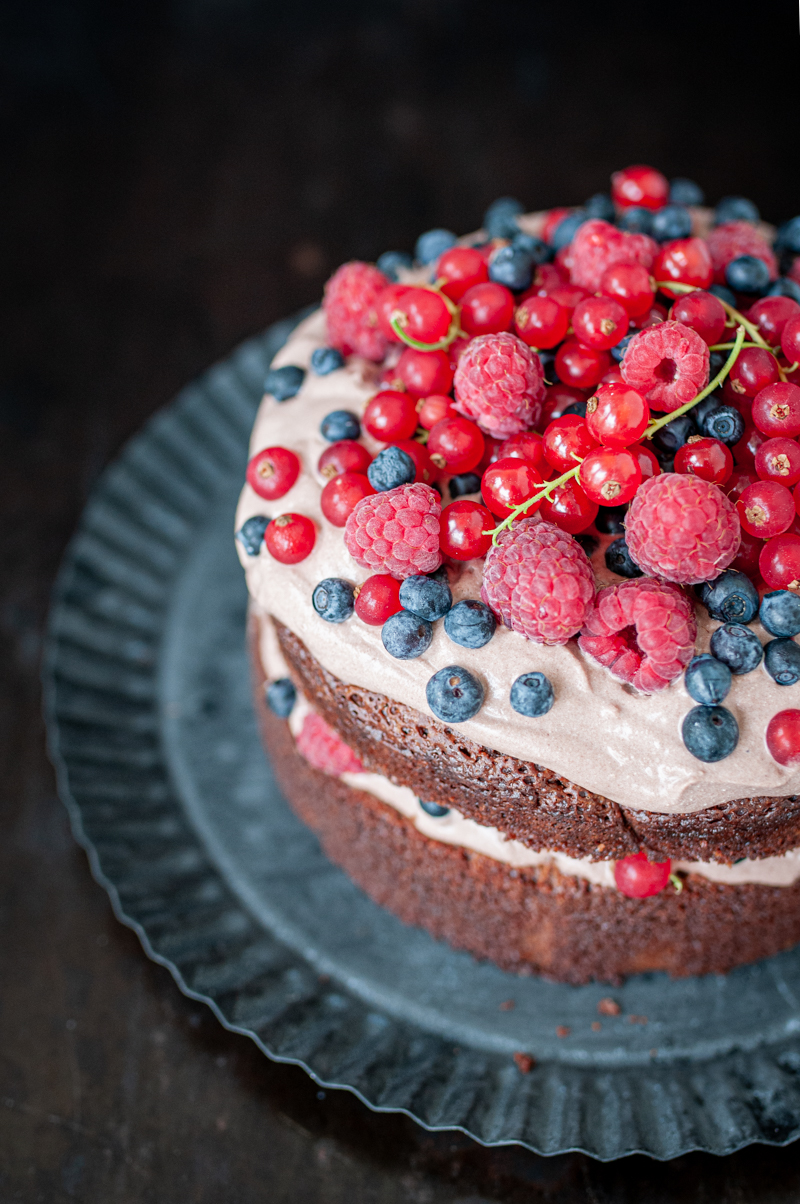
42 314 800 1160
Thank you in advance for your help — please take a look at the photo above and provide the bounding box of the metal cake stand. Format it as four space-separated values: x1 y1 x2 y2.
42 313 800 1160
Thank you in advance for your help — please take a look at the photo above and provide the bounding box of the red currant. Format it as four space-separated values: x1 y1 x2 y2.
417 394 456 430
766 709 800 766
481 456 544 519
599 263 654 318
630 442 661 480
459 282 514 336
439 499 494 560
736 480 795 538
428 416 485 474
674 437 733 486
585 381 649 448
246 446 300 501
781 315 800 367
755 437 800 486
630 302 668 330
363 390 419 441
670 290 727 346
395 348 454 397
539 478 598 533
436 246 488 301
320 472 375 527
391 287 451 344
318 439 372 480
579 447 642 505
375 283 412 340
543 414 599 472
541 384 588 425
476 434 504 473
572 296 629 351
752 383 800 437
614 852 671 898
392 438 436 484
265 513 316 563
601 367 625 385
760 533 800 590
554 339 612 390
514 295 569 349
498 430 545 470
728 348 781 398
354 574 403 625
725 466 759 501
748 296 800 346
733 423 765 468
538 281 590 314
731 529 763 577
611 165 669 211
653 239 713 298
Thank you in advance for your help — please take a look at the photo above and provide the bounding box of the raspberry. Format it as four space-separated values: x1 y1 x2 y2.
480 519 595 644
706 222 778 285
578 578 697 692
296 711 363 775
344 482 442 578
568 219 658 293
453 332 545 439
323 261 390 361
625 473 740 585
621 320 709 413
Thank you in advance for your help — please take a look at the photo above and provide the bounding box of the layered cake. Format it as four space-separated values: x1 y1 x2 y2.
235 164 800 984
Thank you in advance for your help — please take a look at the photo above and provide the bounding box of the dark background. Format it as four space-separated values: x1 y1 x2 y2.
3 1 800 1199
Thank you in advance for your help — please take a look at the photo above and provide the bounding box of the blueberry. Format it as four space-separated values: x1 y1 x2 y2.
605 536 643 579
510 671 554 717
715 196 760 225
697 570 759 624
265 677 296 718
419 799 450 817
415 228 457 265
618 207 654 235
652 204 692 243
594 504 627 535
709 283 737 308
488 244 533 292
709 623 763 674
767 278 800 304
776 216 800 256
760 591 800 638
684 655 732 705
426 665 484 723
511 231 550 265
367 445 416 491
764 638 800 685
443 599 497 648
682 705 739 762
320 410 360 441
448 471 481 499
550 211 587 250
575 533 598 557
236 515 270 556
312 578 355 623
264 364 305 401
726 255 770 295
376 250 413 281
483 196 524 240
651 413 698 459
562 400 587 418
382 611 433 659
611 333 633 364
708 349 729 376
399 573 452 621
693 393 722 428
701 405 745 446
584 192 615 221
669 178 704 207
310 346 345 375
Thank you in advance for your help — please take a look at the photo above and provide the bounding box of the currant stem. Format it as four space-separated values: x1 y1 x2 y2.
389 313 456 352
653 280 768 351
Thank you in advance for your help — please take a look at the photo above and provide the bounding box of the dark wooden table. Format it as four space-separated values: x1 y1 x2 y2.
3 2 800 1198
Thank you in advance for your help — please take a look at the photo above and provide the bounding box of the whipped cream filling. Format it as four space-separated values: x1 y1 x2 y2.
237 306 800 816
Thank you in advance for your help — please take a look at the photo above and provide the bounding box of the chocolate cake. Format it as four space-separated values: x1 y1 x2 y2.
236 164 800 983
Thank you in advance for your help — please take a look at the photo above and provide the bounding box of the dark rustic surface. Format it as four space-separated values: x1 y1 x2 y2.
3 1 800 1198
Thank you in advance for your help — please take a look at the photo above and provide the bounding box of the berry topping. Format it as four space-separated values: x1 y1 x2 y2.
697 569 759 624
579 446 643 505
439 498 494 560
652 204 692 243
453 332 545 439
394 347 454 397
670 178 704 206
585 382 649 448
399 572 452 621
265 513 316 564
489 244 535 292
760 534 800 591
265 677 296 718
376 250 413 280
425 665 484 723
569 219 657 293
459 282 515 337
264 365 306 401
323 261 390 361
614 853 671 899
539 478 598 534
600 262 655 318
572 296 629 350
621 321 709 413
436 246 489 300
669 290 727 347
543 414 599 472
354 574 402 625
448 471 481 498
760 591 800 638
706 221 777 286
625 474 740 584
317 439 372 480
674 437 733 486
498 429 545 468
554 338 612 390
320 472 375 527
736 480 794 538
296 712 363 775
726 255 771 295
344 482 442 579
727 347 781 398
682 705 739 762
514 295 569 349
310 346 345 375
751 383 800 438
764 638 800 686
419 798 450 817
381 610 433 659
709 623 763 675
652 238 713 298
481 456 544 519
781 315 800 366
312 577 356 623
444 599 497 648
605 536 643 578
509 671 554 717
417 394 456 430
716 196 760 224
766 710 800 766
415 228 456 264
320 410 361 442
579 578 696 692
427 416 485 473
236 515 270 556
484 196 524 239
246 446 300 500
684 655 732 706
391 287 452 345
701 405 745 446
611 165 669 211
748 296 800 345
367 445 417 492
363 390 419 441
481 519 595 645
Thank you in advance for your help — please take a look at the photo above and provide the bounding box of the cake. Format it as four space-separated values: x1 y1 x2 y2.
235 164 800 984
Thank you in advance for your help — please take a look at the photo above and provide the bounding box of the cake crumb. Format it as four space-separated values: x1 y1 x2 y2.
628 1014 648 1025
513 1052 535 1074
499 999 515 1012
597 997 621 1016
591 1021 602 1032
556 1025 571 1038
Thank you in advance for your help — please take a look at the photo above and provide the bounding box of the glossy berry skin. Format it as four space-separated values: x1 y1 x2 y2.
439 499 494 560
732 423 765 468
415 228 456 264
652 204 692 243
448 472 481 498
417 394 456 429
399 573 452 621
682 705 739 762
444 599 497 648
394 347 454 397
543 415 599 472
702 405 746 446
266 677 296 717
392 287 451 344
425 664 484 723
540 280 591 314
670 290 727 346
509 672 554 717
363 390 419 441
317 439 372 480
514 295 569 349
555 340 612 390
579 447 642 505
652 238 713 298
428 416 485 474
755 438 800 486
459 282 515 336
726 254 771 295
320 472 375 526
611 165 669 211
352 574 403 625
764 638 800 686
572 296 629 350
264 364 306 402
585 382 649 448
236 515 270 556
748 296 800 345
539 478 598 533
265 513 316 564
419 799 450 817
310 346 345 375
312 577 356 623
367 446 416 492
382 610 433 659
618 206 654 235
600 262 655 318
498 430 545 469
766 710 800 765
320 410 361 442
435 246 489 300
375 283 412 339
376 251 413 281
391 439 436 485
481 456 544 519
760 534 800 590
684 655 732 706
760 591 800 638
710 623 763 675
728 348 781 398
674 437 733 486
631 442 661 480
736 480 795 537
541 384 589 425
731 530 762 576
246 446 300 500
752 383 800 438
698 569 759 624
614 853 671 899
489 244 534 292
605 537 643 578
781 316 800 365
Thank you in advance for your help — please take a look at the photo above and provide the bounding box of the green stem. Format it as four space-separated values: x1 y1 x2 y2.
389 313 455 352
709 341 765 351
653 280 769 351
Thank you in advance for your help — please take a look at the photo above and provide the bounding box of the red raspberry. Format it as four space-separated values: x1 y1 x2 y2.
568 219 658 293
453 332 545 439
323 261 390 361
621 320 709 413
706 222 778 285
579 578 696 693
625 473 740 584
344 482 442 578
296 712 363 775
480 519 595 645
